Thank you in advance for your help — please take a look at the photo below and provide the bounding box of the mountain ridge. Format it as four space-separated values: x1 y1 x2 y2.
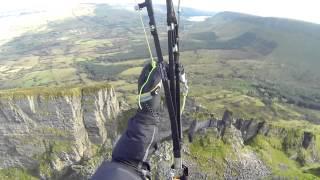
212 11 320 26
0 4 320 179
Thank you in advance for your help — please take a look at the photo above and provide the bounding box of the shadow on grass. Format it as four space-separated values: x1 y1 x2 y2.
303 166 320 177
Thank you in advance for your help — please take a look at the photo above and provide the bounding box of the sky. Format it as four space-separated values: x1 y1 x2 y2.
0 0 319 24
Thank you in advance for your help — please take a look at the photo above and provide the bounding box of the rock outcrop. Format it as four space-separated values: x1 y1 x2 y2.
1 85 319 179
187 109 320 179
0 84 119 178
153 110 271 180
234 118 265 143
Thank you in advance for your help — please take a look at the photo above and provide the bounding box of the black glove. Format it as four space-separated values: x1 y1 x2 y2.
110 62 162 174
137 62 162 116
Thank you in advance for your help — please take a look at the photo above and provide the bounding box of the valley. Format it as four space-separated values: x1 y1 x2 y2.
0 3 320 179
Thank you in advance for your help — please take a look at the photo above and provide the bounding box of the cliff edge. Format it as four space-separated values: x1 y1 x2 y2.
0 84 119 179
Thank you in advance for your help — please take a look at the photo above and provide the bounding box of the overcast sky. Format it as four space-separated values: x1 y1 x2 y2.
0 0 319 24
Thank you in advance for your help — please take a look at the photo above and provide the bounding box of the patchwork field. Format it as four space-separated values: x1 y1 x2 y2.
0 3 320 179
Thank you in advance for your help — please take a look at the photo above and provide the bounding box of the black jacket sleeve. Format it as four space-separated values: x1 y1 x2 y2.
112 111 159 168
91 111 159 180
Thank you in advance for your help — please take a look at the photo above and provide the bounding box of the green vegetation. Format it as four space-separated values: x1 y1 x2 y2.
7 68 78 88
1 4 320 179
0 138 75 179
302 164 320 177
50 141 73 153
36 153 54 179
191 12 320 109
249 135 317 179
81 144 113 171
189 129 233 178
186 119 320 179
1 5 319 114
0 83 111 99
244 120 320 178
75 39 113 48
0 168 37 180
119 67 143 76
39 127 72 138
78 61 132 81
33 140 75 179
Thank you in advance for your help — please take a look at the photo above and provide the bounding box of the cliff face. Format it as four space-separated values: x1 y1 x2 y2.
185 109 320 179
1 85 319 179
0 85 119 178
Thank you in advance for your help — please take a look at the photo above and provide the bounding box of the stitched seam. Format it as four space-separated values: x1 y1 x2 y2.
138 126 156 169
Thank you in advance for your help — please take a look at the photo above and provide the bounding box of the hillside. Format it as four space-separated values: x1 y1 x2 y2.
1 8 320 111
181 11 320 113
1 84 320 179
0 3 320 179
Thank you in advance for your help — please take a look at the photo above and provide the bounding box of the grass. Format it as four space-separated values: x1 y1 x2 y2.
189 85 268 119
272 120 320 132
6 68 78 88
113 59 147 66
246 120 320 178
78 61 131 80
34 152 54 179
0 139 75 180
189 80 318 122
0 7 320 179
302 164 320 177
188 129 233 178
109 80 137 106
0 168 37 180
1 48 319 179
187 73 320 179
0 83 111 99
33 140 75 178
273 120 320 157
119 67 143 76
75 39 113 48
316 135 320 156
249 135 318 179
51 141 73 153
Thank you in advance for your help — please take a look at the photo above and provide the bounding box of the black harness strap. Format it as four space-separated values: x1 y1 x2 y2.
137 0 188 179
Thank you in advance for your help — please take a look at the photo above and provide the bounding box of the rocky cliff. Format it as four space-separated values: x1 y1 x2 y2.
1 85 319 179
0 84 120 179
184 109 320 179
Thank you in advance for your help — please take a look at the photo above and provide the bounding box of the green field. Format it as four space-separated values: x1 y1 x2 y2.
1 4 320 179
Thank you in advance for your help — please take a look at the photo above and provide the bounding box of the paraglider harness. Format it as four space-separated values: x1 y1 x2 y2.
135 0 189 179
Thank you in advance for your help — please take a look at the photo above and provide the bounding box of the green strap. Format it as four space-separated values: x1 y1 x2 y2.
138 62 157 109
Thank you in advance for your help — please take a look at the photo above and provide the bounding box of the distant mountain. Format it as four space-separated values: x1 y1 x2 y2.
183 11 320 109
0 5 319 110
153 4 215 17
180 7 216 17
188 11 320 75
0 10 43 19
